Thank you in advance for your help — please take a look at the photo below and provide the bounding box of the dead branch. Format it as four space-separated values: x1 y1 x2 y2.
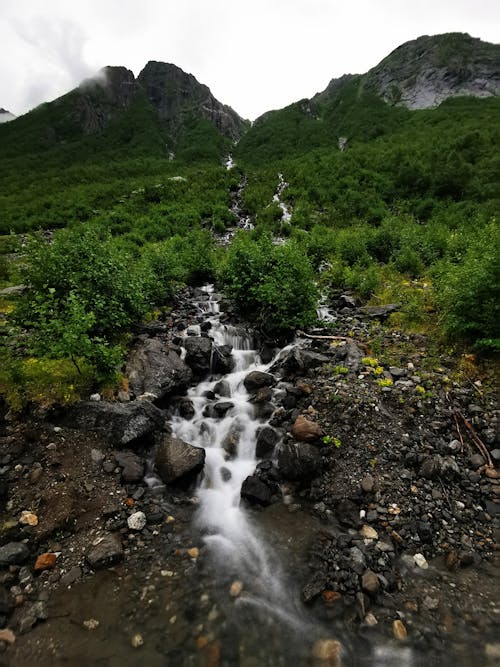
297 331 351 342
458 411 493 468
453 413 466 453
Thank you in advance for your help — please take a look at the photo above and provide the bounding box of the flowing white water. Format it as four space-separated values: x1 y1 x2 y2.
171 285 302 621
273 172 292 223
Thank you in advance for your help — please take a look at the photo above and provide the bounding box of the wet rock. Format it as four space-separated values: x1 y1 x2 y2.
336 499 361 528
221 423 241 457
178 399 195 419
277 442 322 481
413 553 429 569
361 569 380 594
243 370 276 394
311 639 341 665
0 543 29 567
359 525 378 540
229 580 243 597
114 450 144 483
183 337 213 376
251 387 273 403
34 553 57 572
126 338 192 399
392 619 408 641
127 511 146 531
60 566 82 586
339 295 356 309
212 345 235 374
255 426 280 458
213 380 231 398
291 415 323 442
273 348 329 374
0 628 15 645
204 402 234 418
87 534 124 569
155 436 205 484
66 401 165 448
241 476 274 506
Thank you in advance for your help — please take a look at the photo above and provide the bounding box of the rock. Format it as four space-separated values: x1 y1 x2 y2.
360 475 375 493
244 370 275 392
212 345 234 374
34 553 57 572
311 639 341 664
229 581 243 597
178 399 195 419
19 511 38 526
490 449 500 462
339 295 356 309
87 534 124 569
359 304 400 320
413 553 429 569
364 612 378 626
90 449 105 465
0 588 14 615
273 348 329 373
0 628 16 645
114 450 144 483
291 415 323 442
422 595 439 610
213 380 231 398
361 570 380 594
131 633 144 648
127 512 146 531
389 367 406 378
155 436 205 484
83 619 100 630
60 566 82 586
221 422 241 457
360 525 378 540
277 442 322 481
35 485 75 540
89 393 101 402
187 547 199 559
241 475 273 506
183 337 213 376
420 455 459 480
392 619 408 641
251 387 273 403
0 542 29 567
336 499 361 528
126 338 192 399
66 401 165 448
256 426 280 458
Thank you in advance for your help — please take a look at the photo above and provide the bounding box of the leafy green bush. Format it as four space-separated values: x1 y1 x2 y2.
220 233 318 335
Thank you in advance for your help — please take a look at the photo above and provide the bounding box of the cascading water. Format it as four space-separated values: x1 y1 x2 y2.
171 286 305 627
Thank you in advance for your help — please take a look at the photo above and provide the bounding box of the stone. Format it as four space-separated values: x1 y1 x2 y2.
127 512 146 531
0 542 29 567
360 474 375 493
422 595 439 610
291 415 323 442
83 619 100 630
311 639 341 664
66 401 165 448
212 345 234 374
213 402 234 417
392 620 408 641
359 525 378 540
339 294 356 309
34 553 57 572
0 629 16 645
86 534 124 569
19 511 38 526
60 566 82 586
187 547 199 559
273 348 329 374
229 581 243 597
155 436 205 484
178 399 195 419
413 553 428 569
243 371 275 392
241 475 273 506
277 442 322 481
126 338 192 399
360 304 400 320
213 380 231 397
389 367 406 378
183 337 213 375
35 485 75 540
131 633 144 648
255 426 280 458
114 450 144 483
90 449 105 465
364 612 378 626
361 570 380 594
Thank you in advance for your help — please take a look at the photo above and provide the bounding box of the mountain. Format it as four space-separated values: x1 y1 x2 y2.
0 109 16 124
0 62 247 162
236 33 500 162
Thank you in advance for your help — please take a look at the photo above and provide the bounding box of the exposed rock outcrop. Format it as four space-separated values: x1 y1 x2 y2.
126 338 192 400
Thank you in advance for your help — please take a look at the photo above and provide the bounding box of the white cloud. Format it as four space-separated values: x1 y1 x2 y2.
0 0 498 119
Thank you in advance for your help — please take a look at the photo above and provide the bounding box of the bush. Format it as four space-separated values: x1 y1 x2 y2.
220 233 318 335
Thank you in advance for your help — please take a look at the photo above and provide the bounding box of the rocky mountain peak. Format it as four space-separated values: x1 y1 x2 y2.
366 32 500 109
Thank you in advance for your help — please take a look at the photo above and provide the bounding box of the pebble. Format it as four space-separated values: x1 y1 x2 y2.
0 629 15 645
187 547 199 560
83 619 99 630
34 553 57 572
361 569 379 594
131 633 144 648
392 619 408 640
89 393 101 402
229 580 243 597
46 443 57 451
19 511 38 526
413 553 429 569
359 525 378 540
127 512 146 531
311 639 341 664
364 613 378 626
361 475 375 493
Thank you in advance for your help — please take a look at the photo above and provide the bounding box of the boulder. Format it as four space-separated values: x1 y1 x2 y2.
183 336 213 375
241 475 273 506
155 436 205 484
0 542 29 567
126 338 192 399
212 345 235 374
256 426 280 458
359 304 400 320
276 442 322 480
66 401 165 448
213 380 231 397
243 371 275 392
86 534 124 569
178 398 195 420
114 450 144 483
272 348 328 374
291 415 323 442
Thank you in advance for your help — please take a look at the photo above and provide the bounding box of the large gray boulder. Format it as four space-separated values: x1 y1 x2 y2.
66 401 165 448
183 337 213 376
272 347 328 374
155 436 205 484
243 371 275 392
126 338 192 399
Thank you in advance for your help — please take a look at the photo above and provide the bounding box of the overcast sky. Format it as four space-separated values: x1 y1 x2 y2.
1 0 498 120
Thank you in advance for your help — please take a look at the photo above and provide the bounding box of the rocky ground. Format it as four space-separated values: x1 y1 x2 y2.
0 287 498 666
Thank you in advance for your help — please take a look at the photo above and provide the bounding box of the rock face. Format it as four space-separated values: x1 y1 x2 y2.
155 436 205 484
66 401 165 447
126 338 192 399
137 61 246 141
366 33 500 109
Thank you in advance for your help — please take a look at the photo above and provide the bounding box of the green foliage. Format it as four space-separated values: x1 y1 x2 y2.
219 233 318 335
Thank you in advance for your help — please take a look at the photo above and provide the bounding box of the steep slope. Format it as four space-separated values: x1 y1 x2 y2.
236 33 499 163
